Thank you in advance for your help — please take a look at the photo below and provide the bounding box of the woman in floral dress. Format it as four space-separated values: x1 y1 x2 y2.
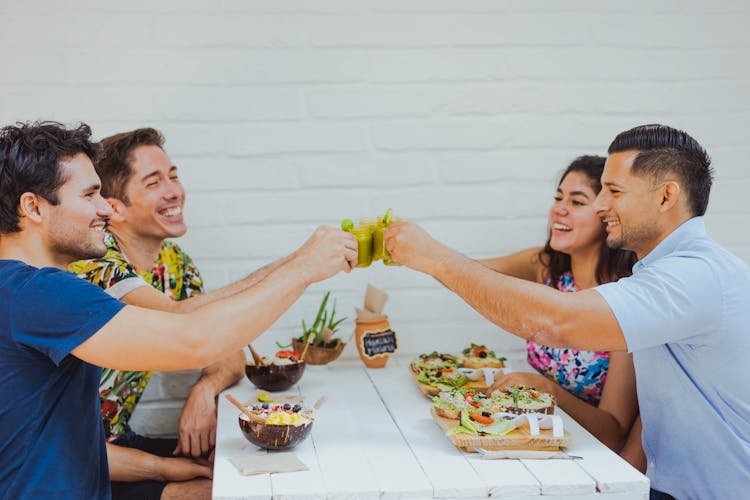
482 155 644 470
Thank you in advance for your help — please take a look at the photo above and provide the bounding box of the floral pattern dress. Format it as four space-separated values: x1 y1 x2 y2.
69 233 204 440
526 272 609 406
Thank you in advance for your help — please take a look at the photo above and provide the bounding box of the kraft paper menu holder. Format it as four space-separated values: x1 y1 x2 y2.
354 285 398 368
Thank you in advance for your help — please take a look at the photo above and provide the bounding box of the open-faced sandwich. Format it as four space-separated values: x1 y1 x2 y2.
445 409 516 437
490 385 556 415
416 367 469 395
432 388 497 420
457 343 506 369
410 351 458 374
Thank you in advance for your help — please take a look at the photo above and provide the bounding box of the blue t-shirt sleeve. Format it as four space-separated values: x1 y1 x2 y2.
595 254 722 352
11 267 126 365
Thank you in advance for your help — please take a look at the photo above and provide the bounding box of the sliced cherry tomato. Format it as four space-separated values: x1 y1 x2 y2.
470 413 494 425
437 368 454 374
276 350 300 359
465 394 481 408
530 390 540 399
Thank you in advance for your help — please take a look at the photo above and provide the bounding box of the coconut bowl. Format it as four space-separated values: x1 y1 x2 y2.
244 361 306 392
238 414 313 450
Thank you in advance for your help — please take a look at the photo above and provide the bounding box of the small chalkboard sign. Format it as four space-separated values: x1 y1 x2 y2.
360 329 398 358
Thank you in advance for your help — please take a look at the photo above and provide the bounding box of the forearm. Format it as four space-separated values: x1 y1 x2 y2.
175 255 294 313
433 251 563 344
76 258 310 371
195 351 245 395
107 443 164 482
553 389 629 451
431 250 623 351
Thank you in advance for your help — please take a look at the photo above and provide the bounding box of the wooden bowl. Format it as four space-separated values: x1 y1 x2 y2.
244 361 306 392
292 338 345 366
238 414 313 450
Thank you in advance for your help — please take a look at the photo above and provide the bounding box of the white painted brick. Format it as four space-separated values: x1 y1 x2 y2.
222 191 367 225
707 179 750 214
437 151 581 183
177 158 302 192
224 123 368 156
218 0 369 14
309 14 595 48
153 15 308 49
179 224 311 260
308 88 446 118
710 147 750 179
372 120 513 151
370 184 551 220
296 154 436 188
155 125 228 157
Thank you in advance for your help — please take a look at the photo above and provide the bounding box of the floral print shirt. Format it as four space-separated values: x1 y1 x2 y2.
526 272 610 406
69 233 204 440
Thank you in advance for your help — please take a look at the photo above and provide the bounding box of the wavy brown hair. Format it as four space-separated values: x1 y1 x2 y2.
539 155 637 287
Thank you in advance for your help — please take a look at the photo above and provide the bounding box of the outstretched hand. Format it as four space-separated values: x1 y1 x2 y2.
383 221 448 274
294 226 358 284
486 371 559 399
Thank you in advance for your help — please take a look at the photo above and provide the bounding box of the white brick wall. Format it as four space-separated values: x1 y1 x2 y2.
2 0 749 435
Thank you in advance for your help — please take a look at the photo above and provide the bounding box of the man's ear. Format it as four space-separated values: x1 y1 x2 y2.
107 197 127 222
18 192 44 223
658 181 681 213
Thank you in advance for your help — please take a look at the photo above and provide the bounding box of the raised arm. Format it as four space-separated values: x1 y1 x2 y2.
385 221 626 351
478 246 546 282
121 254 294 313
72 226 357 371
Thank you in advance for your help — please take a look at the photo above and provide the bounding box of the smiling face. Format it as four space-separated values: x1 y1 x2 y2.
114 144 187 242
548 170 606 257
44 153 112 264
595 151 664 259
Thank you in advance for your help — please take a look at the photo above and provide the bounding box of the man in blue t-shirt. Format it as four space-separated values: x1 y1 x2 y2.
0 121 359 499
386 124 750 499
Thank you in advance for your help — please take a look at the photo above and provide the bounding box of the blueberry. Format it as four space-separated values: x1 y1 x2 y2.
478 351 487 358
283 403 292 410
292 404 302 412
261 403 269 409
289 356 297 362
435 371 442 378
252 405 259 411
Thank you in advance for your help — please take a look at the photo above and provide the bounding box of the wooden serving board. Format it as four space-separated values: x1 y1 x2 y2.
430 408 571 452
410 369 487 397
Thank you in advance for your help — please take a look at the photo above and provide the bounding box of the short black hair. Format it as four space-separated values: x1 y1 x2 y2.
0 121 100 233
608 124 713 216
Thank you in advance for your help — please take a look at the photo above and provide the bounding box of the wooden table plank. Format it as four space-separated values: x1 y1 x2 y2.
297 360 432 499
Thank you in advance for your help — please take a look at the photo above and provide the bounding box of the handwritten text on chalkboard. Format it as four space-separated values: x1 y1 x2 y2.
360 329 398 358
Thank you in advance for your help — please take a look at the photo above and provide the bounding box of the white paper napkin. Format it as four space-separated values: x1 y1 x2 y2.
230 452 309 476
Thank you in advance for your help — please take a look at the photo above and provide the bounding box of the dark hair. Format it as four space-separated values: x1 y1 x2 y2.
608 124 713 216
96 128 165 203
539 155 637 286
0 121 100 234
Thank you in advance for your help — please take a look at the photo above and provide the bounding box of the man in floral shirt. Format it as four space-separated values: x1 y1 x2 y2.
70 128 296 500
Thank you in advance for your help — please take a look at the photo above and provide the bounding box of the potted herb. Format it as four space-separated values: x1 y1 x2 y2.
291 291 347 365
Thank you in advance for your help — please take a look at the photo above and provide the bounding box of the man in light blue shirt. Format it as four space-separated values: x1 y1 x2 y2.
386 124 750 499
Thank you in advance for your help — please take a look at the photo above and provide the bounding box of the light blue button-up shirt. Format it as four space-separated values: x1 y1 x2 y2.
596 217 750 499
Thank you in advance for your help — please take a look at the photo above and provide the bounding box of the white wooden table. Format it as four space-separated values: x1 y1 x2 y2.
213 357 649 499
